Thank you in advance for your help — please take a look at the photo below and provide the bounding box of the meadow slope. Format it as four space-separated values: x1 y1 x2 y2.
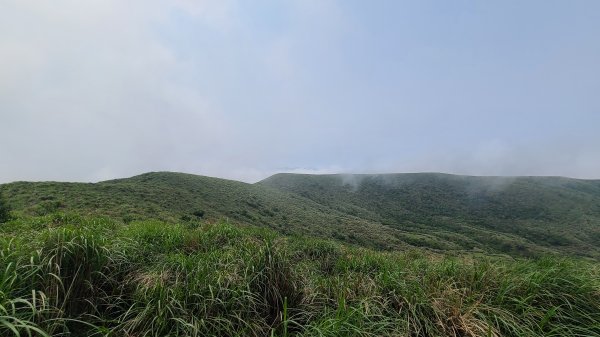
260 173 600 258
2 171 600 258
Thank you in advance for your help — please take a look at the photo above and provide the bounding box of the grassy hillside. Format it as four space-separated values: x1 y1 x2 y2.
1 172 409 251
1 215 599 337
259 173 600 258
2 171 600 258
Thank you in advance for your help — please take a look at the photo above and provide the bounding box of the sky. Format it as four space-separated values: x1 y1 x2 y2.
1 0 599 183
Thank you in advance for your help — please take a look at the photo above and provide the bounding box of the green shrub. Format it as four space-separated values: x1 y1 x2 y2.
0 193 11 223
192 210 205 218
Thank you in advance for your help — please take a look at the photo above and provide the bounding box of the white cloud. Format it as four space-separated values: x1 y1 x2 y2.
0 0 237 182
172 0 238 31
1 1 599 183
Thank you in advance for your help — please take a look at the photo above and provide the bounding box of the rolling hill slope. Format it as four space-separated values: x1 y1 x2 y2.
259 173 600 258
1 172 408 251
2 171 600 258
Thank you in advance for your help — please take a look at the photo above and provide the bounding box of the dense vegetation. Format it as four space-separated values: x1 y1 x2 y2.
0 190 11 224
3 172 600 258
261 173 600 258
1 173 405 253
1 214 599 337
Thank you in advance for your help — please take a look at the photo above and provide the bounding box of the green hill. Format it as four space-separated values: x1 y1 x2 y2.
1 172 407 252
260 173 600 258
2 171 600 258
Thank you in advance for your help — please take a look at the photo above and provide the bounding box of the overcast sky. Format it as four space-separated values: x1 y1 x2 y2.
1 0 599 183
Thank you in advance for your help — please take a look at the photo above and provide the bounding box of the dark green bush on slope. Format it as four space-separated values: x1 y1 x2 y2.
192 209 205 218
0 192 10 223
0 215 599 337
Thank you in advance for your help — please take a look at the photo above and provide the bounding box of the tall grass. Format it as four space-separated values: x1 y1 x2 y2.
0 215 599 336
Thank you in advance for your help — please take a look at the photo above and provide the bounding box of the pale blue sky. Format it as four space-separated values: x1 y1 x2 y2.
1 1 599 182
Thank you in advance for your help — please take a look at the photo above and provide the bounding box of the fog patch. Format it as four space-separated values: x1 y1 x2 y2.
339 174 365 191
464 176 518 195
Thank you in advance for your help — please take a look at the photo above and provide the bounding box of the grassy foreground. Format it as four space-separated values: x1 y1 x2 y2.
1 214 599 337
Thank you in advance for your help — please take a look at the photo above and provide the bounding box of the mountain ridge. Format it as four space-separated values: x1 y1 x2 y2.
5 170 600 185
